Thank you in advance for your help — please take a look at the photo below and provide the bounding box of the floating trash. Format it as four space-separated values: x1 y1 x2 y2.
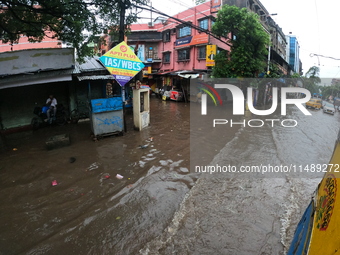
87 162 100 171
51 180 58 186
116 174 123 179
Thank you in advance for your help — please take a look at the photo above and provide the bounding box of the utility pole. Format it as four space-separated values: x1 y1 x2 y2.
118 0 130 132
264 14 277 75
119 0 129 43
267 33 271 75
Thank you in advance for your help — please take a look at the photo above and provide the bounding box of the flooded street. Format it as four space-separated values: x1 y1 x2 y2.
1 97 339 254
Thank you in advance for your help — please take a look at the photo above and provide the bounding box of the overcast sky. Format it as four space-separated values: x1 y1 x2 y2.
139 0 340 80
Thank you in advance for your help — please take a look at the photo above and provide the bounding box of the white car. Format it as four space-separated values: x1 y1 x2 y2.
323 102 335 115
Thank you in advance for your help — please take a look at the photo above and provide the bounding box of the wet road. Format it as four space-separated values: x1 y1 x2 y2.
0 98 339 254
142 103 340 255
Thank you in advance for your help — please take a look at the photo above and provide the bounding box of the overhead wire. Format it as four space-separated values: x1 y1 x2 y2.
131 2 232 47
314 0 321 61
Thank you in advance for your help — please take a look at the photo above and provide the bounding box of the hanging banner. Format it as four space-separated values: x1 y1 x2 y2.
206 45 217 66
99 41 145 87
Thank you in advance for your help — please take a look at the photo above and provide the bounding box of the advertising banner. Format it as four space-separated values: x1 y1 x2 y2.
206 44 217 66
211 0 222 13
175 33 209 48
99 41 145 87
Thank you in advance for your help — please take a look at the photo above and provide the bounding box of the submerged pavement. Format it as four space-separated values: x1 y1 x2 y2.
1 97 338 254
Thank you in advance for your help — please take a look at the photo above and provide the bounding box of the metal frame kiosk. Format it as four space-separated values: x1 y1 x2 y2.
90 96 124 137
133 88 150 131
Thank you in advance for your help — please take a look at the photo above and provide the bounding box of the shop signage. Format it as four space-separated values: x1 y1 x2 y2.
175 33 209 48
211 0 222 13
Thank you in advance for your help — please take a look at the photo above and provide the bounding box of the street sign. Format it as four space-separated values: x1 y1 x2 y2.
99 41 145 87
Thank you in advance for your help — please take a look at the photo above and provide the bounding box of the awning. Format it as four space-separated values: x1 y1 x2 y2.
153 70 176 75
153 70 202 78
0 69 73 90
77 75 114 81
178 73 199 79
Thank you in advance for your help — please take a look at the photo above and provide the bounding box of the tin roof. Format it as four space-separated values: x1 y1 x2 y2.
0 69 73 89
0 48 75 77
73 56 107 74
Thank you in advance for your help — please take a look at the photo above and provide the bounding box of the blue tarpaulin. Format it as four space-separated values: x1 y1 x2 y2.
91 97 123 113
287 201 314 255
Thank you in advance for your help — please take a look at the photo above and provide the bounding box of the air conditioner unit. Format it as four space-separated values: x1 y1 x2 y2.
148 22 154 27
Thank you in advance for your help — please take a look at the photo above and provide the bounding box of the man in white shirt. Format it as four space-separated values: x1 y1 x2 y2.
46 95 57 123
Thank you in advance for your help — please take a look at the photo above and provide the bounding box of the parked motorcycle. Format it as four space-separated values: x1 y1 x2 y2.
31 104 67 130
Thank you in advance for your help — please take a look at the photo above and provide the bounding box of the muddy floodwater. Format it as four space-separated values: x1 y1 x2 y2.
1 97 339 254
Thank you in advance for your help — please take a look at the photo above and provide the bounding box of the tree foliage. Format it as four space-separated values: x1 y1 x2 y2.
303 66 321 94
211 5 269 78
0 0 148 60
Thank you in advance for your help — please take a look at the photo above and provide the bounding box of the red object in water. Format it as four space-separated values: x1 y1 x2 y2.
170 90 183 101
51 180 58 186
105 175 110 179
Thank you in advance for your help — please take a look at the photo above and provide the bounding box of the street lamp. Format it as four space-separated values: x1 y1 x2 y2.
262 14 277 75
261 13 277 105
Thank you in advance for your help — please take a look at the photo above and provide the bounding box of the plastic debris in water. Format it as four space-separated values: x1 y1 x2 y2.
116 174 123 179
139 144 148 149
51 180 58 186
12 148 18 151
87 162 100 171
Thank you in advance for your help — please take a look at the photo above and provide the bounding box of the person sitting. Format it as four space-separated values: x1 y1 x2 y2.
46 95 57 123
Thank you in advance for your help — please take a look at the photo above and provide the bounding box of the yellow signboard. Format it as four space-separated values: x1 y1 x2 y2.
206 45 217 67
99 41 145 86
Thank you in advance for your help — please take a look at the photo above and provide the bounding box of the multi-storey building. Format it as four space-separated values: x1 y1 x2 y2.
286 33 301 74
0 31 63 52
221 0 290 75
100 0 230 89
100 0 291 80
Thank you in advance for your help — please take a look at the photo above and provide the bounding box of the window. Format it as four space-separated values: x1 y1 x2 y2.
178 48 190 61
199 19 209 30
163 30 171 42
146 46 158 59
147 48 154 59
198 46 206 59
178 25 191 38
163 52 171 63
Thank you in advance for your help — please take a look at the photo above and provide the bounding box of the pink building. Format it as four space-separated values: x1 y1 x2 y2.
0 31 62 52
102 0 229 82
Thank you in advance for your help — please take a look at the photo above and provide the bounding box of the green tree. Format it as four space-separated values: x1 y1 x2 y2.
0 0 148 60
211 5 269 78
304 66 321 95
266 63 282 78
321 80 340 99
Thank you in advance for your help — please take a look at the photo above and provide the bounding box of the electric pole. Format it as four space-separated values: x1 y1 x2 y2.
118 0 130 132
118 0 127 43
